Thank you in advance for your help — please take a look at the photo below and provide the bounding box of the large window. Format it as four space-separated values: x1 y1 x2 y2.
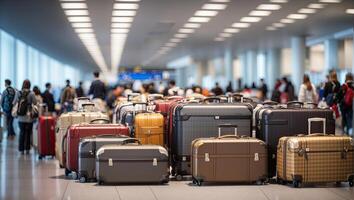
0 30 15 91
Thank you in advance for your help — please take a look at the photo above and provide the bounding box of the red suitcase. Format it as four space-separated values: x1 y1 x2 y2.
38 116 56 159
66 121 129 176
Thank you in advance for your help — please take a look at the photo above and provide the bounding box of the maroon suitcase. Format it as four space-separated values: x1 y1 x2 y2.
38 116 56 159
66 120 129 177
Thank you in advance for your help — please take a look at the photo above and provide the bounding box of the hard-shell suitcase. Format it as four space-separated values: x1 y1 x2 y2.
191 125 267 185
38 116 56 159
134 112 164 146
256 101 335 178
277 118 354 187
78 134 131 182
172 102 253 178
55 103 109 169
96 139 169 184
66 120 129 176
113 96 145 124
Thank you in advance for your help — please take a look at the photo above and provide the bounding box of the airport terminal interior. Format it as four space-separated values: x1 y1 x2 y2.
1 0 354 199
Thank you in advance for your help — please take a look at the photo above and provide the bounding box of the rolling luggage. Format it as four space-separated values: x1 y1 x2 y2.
55 103 109 169
256 101 335 178
66 120 129 177
191 125 267 186
78 134 131 183
172 101 253 178
277 118 354 187
96 139 169 184
134 112 164 146
37 116 56 159
112 93 143 124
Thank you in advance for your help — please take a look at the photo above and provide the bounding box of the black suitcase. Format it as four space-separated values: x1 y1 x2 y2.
255 101 335 178
172 102 252 179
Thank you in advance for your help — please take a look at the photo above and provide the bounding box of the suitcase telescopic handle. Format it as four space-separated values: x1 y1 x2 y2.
203 97 221 103
77 97 90 102
262 101 278 106
308 117 326 135
287 101 304 108
148 94 164 100
304 102 318 108
90 118 110 124
122 138 141 145
218 124 238 137
127 93 140 101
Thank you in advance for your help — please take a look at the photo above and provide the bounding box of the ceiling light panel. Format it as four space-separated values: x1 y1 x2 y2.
71 22 92 28
194 10 218 17
249 10 272 16
67 16 91 22
116 0 140 2
112 10 136 16
111 28 130 33
257 4 281 10
287 14 308 19
240 17 262 22
224 28 239 33
170 38 182 43
319 0 341 3
178 28 195 33
174 33 188 38
266 26 277 31
210 0 230 2
232 22 250 28
308 4 326 9
298 8 317 14
214 37 225 41
188 17 210 23
61 3 87 9
280 18 294 23
270 0 287 3
184 23 201 28
113 3 139 9
165 43 177 47
64 10 89 16
220 33 232 37
346 9 354 14
75 28 94 33
111 23 131 28
112 17 134 22
273 23 285 28
202 4 227 10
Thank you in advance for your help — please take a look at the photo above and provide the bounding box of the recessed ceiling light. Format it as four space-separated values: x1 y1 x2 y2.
161 46 171 51
184 23 201 28
113 3 139 9
266 26 277 31
116 0 141 2
174 33 188 38
71 22 92 28
308 3 326 9
111 28 130 33
280 18 295 23
60 0 85 1
319 0 341 3
194 10 218 17
220 33 232 37
61 3 87 9
249 10 271 16
232 22 250 28
112 10 136 16
165 43 177 47
270 0 287 3
188 17 210 23
287 14 308 19
224 28 239 33
346 9 354 14
68 16 90 22
240 17 262 23
202 4 227 10
78 33 96 39
214 37 225 41
64 10 89 16
178 28 195 33
273 23 285 28
210 0 230 3
298 8 317 14
111 23 131 28
75 28 94 33
170 38 182 43
257 4 281 10
112 17 134 22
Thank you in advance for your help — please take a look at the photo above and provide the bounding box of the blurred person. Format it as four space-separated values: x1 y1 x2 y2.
148 82 157 94
281 77 295 102
123 83 133 96
271 79 282 103
14 80 38 154
226 81 233 93
33 86 43 104
107 85 124 109
89 71 106 100
0 79 16 139
60 80 76 112
323 71 341 107
298 74 317 103
164 80 184 96
259 78 268 101
76 81 85 98
158 81 165 94
338 73 354 135
211 82 224 96
41 83 55 113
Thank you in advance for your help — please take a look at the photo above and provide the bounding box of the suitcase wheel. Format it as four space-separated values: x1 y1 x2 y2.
65 168 71 177
192 178 203 186
79 176 87 183
175 174 183 181
38 155 43 160
292 180 301 188
349 180 353 187
71 172 78 180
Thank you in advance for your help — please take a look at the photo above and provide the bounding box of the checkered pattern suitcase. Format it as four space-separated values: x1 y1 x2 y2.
277 118 354 187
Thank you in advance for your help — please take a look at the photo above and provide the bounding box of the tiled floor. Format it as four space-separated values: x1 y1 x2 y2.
1 137 354 200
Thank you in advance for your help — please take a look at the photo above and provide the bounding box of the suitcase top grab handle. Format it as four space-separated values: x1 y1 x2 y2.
122 138 141 145
127 93 140 101
77 97 90 102
90 118 110 124
218 124 238 137
203 97 221 103
308 117 326 135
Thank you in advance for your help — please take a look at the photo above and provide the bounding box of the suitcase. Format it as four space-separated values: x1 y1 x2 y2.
96 139 169 184
38 116 56 159
112 94 145 124
191 124 267 185
78 134 131 183
134 112 164 146
256 101 335 178
55 103 109 170
172 102 253 178
277 118 354 187
66 121 129 177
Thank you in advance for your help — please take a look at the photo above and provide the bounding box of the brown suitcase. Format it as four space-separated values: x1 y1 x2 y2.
191 124 268 186
134 112 164 146
277 118 354 187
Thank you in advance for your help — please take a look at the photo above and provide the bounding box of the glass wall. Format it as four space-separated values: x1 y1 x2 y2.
0 29 81 93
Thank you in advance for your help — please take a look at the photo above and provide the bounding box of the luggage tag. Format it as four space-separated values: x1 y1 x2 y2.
108 158 113 167
254 153 259 161
153 158 158 166
204 153 210 162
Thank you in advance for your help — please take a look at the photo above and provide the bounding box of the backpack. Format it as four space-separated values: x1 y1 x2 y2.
2 87 16 114
344 83 354 106
17 90 30 116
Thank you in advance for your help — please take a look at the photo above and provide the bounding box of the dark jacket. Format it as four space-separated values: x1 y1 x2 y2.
41 90 55 112
89 79 106 100
76 87 85 98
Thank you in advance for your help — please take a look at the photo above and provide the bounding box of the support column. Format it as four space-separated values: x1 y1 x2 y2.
324 39 338 74
266 48 281 89
224 48 234 85
291 36 306 93
239 53 247 88
246 50 257 87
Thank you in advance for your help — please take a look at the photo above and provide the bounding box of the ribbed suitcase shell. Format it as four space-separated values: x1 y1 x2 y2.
55 111 109 168
66 123 129 173
96 144 169 184
255 107 335 177
191 136 267 184
134 113 164 146
277 135 354 186
172 103 252 176
78 135 130 182
38 116 56 158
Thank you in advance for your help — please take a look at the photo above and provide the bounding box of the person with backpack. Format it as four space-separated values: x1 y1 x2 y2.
338 73 354 135
323 71 341 118
13 80 38 154
0 79 17 140
60 80 76 112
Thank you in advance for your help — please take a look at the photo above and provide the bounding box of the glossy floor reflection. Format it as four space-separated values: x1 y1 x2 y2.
1 136 354 200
